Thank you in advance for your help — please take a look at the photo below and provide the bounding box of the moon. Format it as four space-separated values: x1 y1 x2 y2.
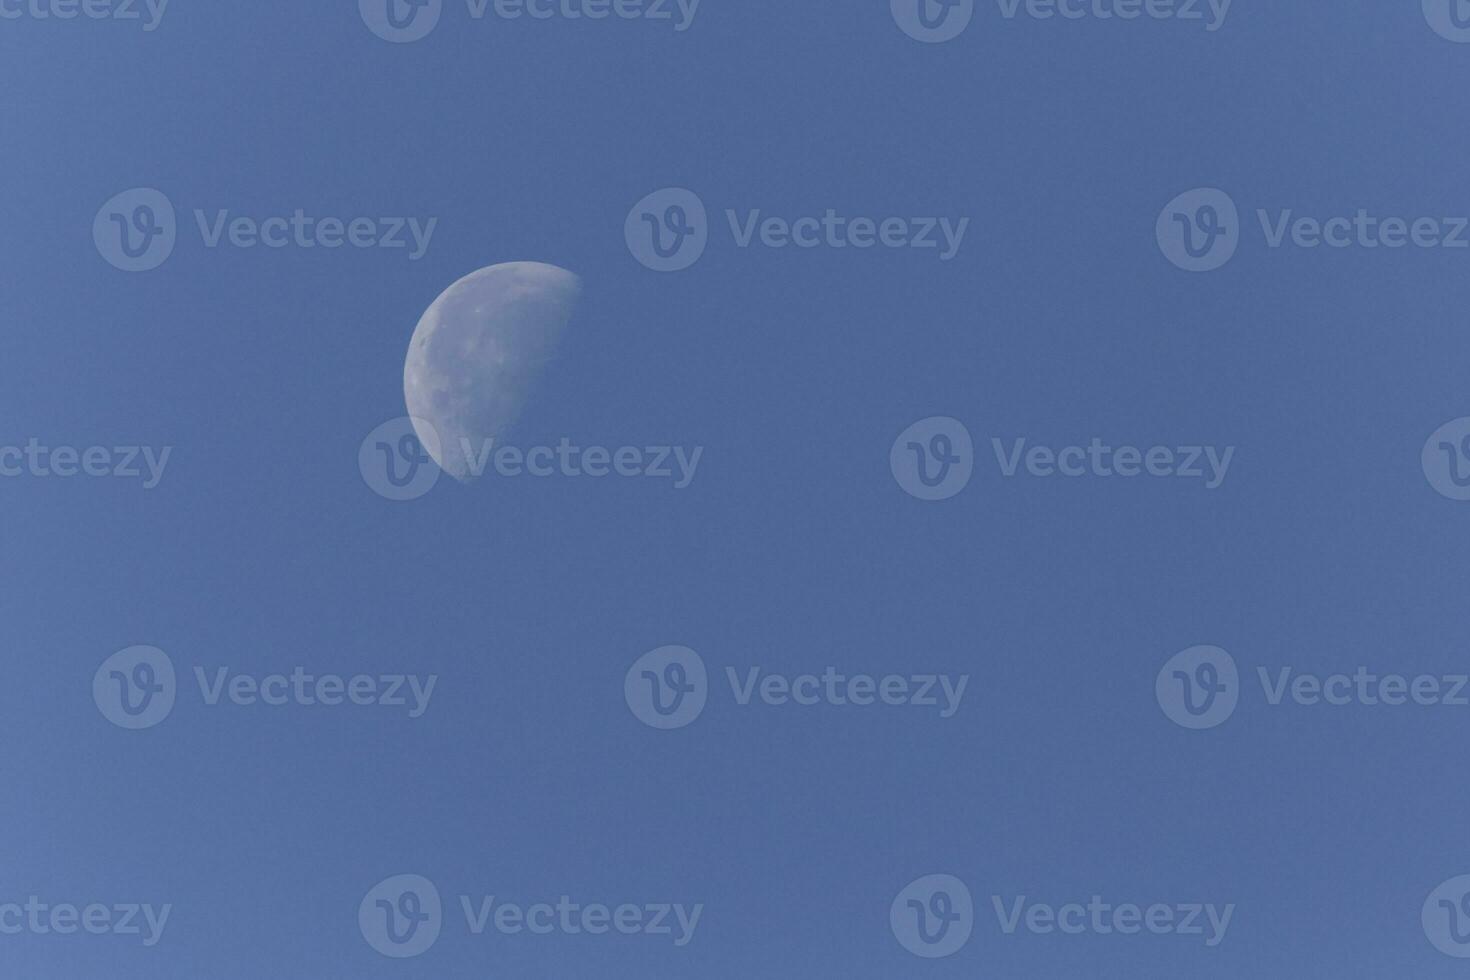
403 262 582 481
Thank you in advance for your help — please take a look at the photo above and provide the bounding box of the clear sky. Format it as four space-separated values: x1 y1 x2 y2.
4 1 1470 977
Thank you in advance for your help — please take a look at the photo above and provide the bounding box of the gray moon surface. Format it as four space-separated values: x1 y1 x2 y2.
403 261 581 481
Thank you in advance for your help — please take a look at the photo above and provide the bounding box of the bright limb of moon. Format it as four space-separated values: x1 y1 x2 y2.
403 261 581 481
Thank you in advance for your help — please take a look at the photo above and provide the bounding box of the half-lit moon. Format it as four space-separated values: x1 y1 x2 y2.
403 262 581 481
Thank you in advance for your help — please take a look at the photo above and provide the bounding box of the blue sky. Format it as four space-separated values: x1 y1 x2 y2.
4 1 1470 976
